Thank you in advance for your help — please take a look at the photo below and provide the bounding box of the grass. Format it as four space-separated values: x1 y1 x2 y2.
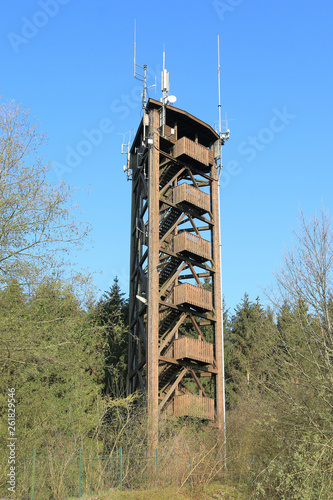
67 481 251 500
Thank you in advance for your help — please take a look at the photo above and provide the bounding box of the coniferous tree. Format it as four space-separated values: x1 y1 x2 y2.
0 278 105 499
227 294 275 394
93 277 129 397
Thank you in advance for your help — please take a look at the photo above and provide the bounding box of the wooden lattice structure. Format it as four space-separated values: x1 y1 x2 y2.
127 98 224 444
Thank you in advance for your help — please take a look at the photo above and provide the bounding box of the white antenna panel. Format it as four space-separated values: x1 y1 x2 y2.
161 69 169 93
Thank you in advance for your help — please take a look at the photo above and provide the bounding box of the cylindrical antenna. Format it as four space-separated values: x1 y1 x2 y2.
143 64 147 109
218 35 222 139
134 20 136 76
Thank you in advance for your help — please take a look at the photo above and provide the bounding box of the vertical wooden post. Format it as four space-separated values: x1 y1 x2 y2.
127 154 138 396
147 108 160 450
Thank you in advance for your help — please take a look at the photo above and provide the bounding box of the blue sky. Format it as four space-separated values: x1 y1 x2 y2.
1 0 332 313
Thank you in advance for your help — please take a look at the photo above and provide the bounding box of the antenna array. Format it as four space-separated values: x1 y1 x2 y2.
121 131 132 180
160 49 177 136
134 20 156 110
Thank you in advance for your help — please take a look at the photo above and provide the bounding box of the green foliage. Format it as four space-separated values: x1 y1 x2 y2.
0 279 104 486
225 211 333 499
91 277 129 397
2 103 332 500
224 294 276 407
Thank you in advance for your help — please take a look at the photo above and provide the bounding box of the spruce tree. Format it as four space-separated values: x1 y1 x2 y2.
227 294 275 394
93 277 129 397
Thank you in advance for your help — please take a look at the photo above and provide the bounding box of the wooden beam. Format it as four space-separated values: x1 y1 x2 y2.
189 368 207 397
158 300 216 322
188 215 201 237
159 367 188 410
160 213 185 245
158 313 188 353
137 369 146 394
185 226 210 232
158 356 218 374
138 315 147 352
129 358 146 380
189 314 204 341
160 198 214 226
130 304 147 329
159 167 186 198
128 336 136 376
188 262 203 288
161 248 214 273
159 262 186 298
147 108 160 449
210 163 224 432
157 149 214 182
186 168 199 189
178 272 211 280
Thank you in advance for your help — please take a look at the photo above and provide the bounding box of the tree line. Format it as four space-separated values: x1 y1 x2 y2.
0 99 332 498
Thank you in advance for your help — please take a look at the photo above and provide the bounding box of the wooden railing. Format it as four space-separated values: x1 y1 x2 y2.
174 283 212 311
173 136 213 167
173 183 210 213
174 394 214 421
174 337 214 364
174 232 211 261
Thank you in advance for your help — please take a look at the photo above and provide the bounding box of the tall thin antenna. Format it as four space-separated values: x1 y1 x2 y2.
160 47 177 135
217 35 230 169
134 19 137 77
133 20 156 110
218 35 222 141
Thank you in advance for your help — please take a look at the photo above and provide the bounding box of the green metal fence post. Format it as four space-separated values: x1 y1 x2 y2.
78 447 82 498
189 456 193 488
119 447 123 491
31 447 36 500
156 448 158 487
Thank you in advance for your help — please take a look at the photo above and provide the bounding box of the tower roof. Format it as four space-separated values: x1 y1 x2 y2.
131 98 219 152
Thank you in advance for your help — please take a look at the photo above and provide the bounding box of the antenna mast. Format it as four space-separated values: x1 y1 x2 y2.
160 47 177 137
134 20 156 111
217 35 230 171
121 131 132 181
218 35 222 143
160 48 169 136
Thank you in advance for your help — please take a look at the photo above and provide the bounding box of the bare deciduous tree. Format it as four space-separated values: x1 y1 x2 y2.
0 99 89 287
256 208 333 497
273 208 333 369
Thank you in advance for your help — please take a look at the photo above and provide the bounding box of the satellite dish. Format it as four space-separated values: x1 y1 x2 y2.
168 95 177 104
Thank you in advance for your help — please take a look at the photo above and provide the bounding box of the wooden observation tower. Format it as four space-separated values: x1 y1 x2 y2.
126 86 226 445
